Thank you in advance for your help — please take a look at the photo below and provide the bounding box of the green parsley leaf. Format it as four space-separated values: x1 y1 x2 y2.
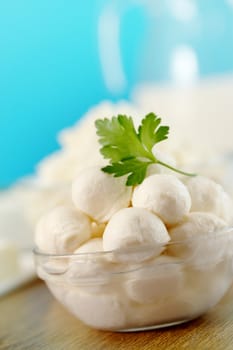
138 113 169 152
95 115 151 162
102 158 152 186
95 113 196 186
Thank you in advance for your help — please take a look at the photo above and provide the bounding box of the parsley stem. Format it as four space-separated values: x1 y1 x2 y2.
156 160 197 177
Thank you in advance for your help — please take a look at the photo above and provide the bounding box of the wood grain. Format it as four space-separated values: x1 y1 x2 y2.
1 280 233 350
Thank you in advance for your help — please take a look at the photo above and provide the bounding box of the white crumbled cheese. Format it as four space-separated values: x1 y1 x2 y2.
25 184 72 227
132 174 191 226
186 175 233 224
37 101 142 187
35 205 91 254
103 207 170 261
71 167 132 223
36 150 82 186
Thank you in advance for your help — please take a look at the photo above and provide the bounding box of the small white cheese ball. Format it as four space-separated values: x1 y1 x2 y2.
132 174 191 226
71 238 104 276
186 175 233 224
47 282 70 304
75 238 103 254
140 298 194 325
168 212 227 264
35 205 91 254
183 260 233 314
72 166 132 223
103 207 170 261
126 297 195 328
68 238 123 293
125 255 183 304
64 288 128 330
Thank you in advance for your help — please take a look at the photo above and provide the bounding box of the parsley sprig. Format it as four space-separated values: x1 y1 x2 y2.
95 113 196 186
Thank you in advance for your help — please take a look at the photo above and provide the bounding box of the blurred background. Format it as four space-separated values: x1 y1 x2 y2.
1 0 233 187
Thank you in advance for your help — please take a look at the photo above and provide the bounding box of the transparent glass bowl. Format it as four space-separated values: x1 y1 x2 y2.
34 227 233 332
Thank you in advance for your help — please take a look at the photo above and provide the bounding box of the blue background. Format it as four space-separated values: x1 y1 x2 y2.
1 0 233 186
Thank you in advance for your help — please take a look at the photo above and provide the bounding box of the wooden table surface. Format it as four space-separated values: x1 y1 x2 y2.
1 280 233 350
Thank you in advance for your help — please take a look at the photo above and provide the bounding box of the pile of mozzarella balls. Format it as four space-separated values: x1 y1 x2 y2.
35 166 233 331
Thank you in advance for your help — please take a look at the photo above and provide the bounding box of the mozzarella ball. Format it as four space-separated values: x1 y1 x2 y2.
68 238 124 293
103 207 170 261
64 288 128 330
143 299 194 325
48 283 125 330
36 258 69 282
125 255 183 304
168 212 227 264
72 166 132 223
183 260 233 313
35 206 91 254
47 282 70 304
74 238 103 254
186 175 233 224
132 174 191 226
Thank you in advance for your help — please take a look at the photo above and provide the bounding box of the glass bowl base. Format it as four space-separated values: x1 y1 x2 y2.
116 318 196 333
